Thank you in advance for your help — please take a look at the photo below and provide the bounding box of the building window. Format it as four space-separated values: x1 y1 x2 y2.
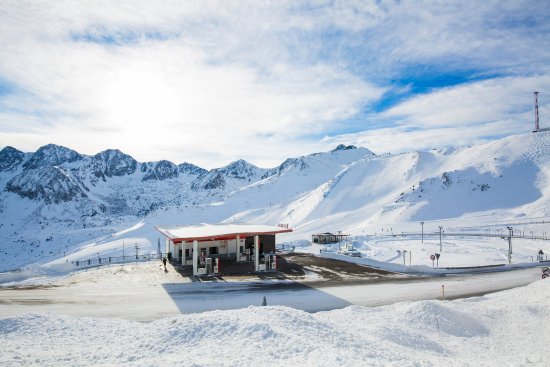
209 246 218 255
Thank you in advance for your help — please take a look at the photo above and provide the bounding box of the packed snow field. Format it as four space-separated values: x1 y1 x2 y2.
298 234 550 271
1 279 548 366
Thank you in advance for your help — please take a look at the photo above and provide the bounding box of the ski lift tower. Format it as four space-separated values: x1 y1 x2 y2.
533 92 540 132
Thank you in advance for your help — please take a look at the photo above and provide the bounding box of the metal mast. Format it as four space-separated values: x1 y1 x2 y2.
534 91 540 132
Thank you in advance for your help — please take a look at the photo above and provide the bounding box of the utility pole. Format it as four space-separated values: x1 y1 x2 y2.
157 238 161 257
438 226 443 252
135 243 141 260
420 221 425 243
507 226 513 264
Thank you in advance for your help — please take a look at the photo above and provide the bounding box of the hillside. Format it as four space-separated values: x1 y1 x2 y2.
1 133 550 269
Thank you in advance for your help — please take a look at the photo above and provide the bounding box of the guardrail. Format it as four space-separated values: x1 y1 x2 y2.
375 232 550 241
72 253 167 269
276 244 295 253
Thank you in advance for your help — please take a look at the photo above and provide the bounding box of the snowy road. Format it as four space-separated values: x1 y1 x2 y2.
162 267 542 314
0 264 542 321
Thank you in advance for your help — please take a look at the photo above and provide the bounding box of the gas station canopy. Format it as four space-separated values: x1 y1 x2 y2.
155 223 292 242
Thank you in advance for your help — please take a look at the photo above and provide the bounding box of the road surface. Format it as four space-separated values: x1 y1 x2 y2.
0 264 542 321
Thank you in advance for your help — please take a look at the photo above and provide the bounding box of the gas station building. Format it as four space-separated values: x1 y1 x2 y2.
155 223 292 276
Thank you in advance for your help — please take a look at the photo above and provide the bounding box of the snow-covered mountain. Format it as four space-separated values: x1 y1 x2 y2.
1 132 550 269
0 146 27 172
192 159 266 192
22 144 83 171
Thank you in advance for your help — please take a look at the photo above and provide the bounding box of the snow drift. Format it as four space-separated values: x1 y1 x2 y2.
1 279 548 366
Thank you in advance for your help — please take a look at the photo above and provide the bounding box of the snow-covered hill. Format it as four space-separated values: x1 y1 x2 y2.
1 132 550 269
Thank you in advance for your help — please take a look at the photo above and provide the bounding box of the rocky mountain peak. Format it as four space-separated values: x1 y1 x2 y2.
218 159 263 179
332 144 357 151
261 157 308 179
23 144 83 170
89 149 137 179
6 166 87 204
141 160 178 181
0 146 25 172
191 169 226 191
178 162 207 176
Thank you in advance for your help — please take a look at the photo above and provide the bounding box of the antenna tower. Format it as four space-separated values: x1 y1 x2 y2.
534 91 540 132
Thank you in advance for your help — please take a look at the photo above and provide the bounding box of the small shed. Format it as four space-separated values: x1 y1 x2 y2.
155 223 292 276
311 232 349 244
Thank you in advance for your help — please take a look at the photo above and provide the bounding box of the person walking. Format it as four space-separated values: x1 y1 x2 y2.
162 257 167 271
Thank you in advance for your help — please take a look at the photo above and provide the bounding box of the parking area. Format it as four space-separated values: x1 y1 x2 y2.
276 253 392 280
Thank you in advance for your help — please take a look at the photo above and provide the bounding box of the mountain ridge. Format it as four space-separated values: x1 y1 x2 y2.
1 132 549 269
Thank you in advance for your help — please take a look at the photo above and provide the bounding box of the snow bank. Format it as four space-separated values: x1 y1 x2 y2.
1 280 549 366
318 250 544 274
0 262 75 285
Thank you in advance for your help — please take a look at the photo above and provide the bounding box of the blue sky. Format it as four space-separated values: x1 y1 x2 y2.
0 0 549 168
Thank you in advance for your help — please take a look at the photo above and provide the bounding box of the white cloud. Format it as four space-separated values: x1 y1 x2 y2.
322 121 520 156
0 1 386 167
385 75 550 128
325 75 550 154
0 1 549 167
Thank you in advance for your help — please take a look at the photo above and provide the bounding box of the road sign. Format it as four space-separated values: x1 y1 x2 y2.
430 255 435 260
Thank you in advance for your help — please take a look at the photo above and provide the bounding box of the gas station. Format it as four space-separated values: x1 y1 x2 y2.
155 223 292 276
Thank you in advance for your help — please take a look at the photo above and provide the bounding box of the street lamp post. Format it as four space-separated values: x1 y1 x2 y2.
420 221 425 243
438 226 443 252
507 226 513 264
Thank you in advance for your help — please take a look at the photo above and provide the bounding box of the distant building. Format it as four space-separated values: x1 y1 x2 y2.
155 223 292 276
311 232 349 244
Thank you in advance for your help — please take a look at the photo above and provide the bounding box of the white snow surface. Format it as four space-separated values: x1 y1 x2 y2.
307 234 550 271
1 278 549 366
